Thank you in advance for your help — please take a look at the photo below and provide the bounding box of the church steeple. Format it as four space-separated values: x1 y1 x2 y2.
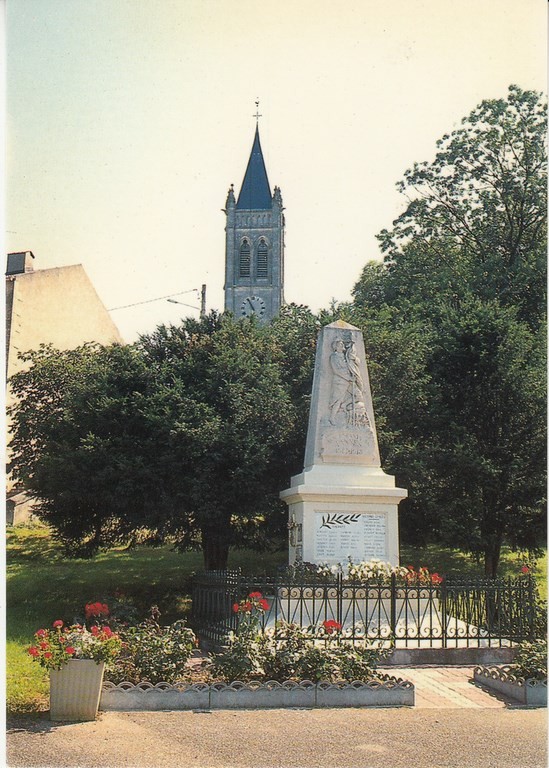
223 116 285 323
236 126 272 210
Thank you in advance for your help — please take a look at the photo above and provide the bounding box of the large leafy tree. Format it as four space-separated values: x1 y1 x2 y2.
8 308 318 569
352 86 546 575
8 342 217 556
138 310 313 568
372 85 546 327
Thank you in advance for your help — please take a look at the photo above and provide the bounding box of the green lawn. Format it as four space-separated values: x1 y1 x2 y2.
6 524 546 713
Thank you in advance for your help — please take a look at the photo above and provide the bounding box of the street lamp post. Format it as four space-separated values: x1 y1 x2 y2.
166 285 206 317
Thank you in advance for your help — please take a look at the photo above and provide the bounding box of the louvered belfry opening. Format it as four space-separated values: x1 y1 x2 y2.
257 239 268 279
239 240 251 278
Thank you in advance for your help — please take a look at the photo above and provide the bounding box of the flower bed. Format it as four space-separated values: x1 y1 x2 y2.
285 559 443 585
101 591 415 710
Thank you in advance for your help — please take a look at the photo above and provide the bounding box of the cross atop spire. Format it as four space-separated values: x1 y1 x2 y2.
253 99 262 124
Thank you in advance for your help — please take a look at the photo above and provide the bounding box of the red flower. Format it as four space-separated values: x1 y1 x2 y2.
65 647 75 655
35 629 47 638
91 626 100 636
85 601 110 619
258 599 269 611
52 620 63 628
233 603 240 613
28 647 39 657
102 627 113 638
323 619 342 634
40 642 48 650
44 652 52 659
431 573 443 585
521 565 530 574
242 601 253 613
249 591 263 599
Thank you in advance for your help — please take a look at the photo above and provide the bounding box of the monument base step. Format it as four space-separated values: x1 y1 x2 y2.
385 646 517 666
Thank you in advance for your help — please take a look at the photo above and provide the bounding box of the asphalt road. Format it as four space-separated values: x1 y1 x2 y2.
7 708 547 768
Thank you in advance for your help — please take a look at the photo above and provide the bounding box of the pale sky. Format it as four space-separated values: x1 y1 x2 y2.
6 0 547 342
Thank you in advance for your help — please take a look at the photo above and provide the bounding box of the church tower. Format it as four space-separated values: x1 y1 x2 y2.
224 122 285 322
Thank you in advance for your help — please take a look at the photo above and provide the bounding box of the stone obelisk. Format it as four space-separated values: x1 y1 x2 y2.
280 320 407 566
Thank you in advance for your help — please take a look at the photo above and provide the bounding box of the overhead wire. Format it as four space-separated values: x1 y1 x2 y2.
108 289 199 311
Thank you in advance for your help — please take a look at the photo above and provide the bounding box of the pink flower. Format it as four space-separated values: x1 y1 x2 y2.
52 620 63 628
35 629 47 638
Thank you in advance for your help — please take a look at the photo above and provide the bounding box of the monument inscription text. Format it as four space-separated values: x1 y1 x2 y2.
314 512 387 562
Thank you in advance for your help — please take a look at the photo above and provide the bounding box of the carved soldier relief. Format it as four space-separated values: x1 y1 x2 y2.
328 335 370 428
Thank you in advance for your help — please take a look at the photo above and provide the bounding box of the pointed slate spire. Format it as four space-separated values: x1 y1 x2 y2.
236 126 272 210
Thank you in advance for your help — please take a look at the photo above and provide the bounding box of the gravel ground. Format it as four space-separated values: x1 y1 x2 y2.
7 707 547 768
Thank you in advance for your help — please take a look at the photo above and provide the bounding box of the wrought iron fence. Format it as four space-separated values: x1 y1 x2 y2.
191 570 536 651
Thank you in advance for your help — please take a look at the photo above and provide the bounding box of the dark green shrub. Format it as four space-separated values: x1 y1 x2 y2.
106 608 197 684
210 619 387 684
512 639 547 681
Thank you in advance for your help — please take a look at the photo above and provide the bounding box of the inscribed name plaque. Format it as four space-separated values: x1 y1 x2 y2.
314 512 387 563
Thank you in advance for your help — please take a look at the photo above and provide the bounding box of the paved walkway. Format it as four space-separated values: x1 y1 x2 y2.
384 665 510 708
7 667 545 768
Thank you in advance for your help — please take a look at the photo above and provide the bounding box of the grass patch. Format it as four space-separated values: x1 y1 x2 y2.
7 524 546 713
400 544 547 598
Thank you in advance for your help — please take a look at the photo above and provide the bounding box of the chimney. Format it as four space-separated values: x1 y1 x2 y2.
6 251 35 276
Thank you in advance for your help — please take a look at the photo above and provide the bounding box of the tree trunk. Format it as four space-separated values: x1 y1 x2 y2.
484 540 502 578
202 531 230 571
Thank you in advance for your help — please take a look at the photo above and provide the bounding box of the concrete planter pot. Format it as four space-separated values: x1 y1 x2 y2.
101 677 414 711
474 666 547 707
50 659 106 721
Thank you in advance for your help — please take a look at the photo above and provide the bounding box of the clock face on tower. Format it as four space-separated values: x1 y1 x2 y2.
240 295 267 318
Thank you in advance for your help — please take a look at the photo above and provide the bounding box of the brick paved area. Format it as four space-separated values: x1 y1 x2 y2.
385 665 511 708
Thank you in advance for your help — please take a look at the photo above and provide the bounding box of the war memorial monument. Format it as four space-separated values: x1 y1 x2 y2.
281 319 407 567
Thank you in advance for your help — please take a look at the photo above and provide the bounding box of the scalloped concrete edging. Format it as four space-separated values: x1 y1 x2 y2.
100 677 414 711
474 666 547 706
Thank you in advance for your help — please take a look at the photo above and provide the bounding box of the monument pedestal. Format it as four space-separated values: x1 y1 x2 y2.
281 320 407 567
281 465 406 567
